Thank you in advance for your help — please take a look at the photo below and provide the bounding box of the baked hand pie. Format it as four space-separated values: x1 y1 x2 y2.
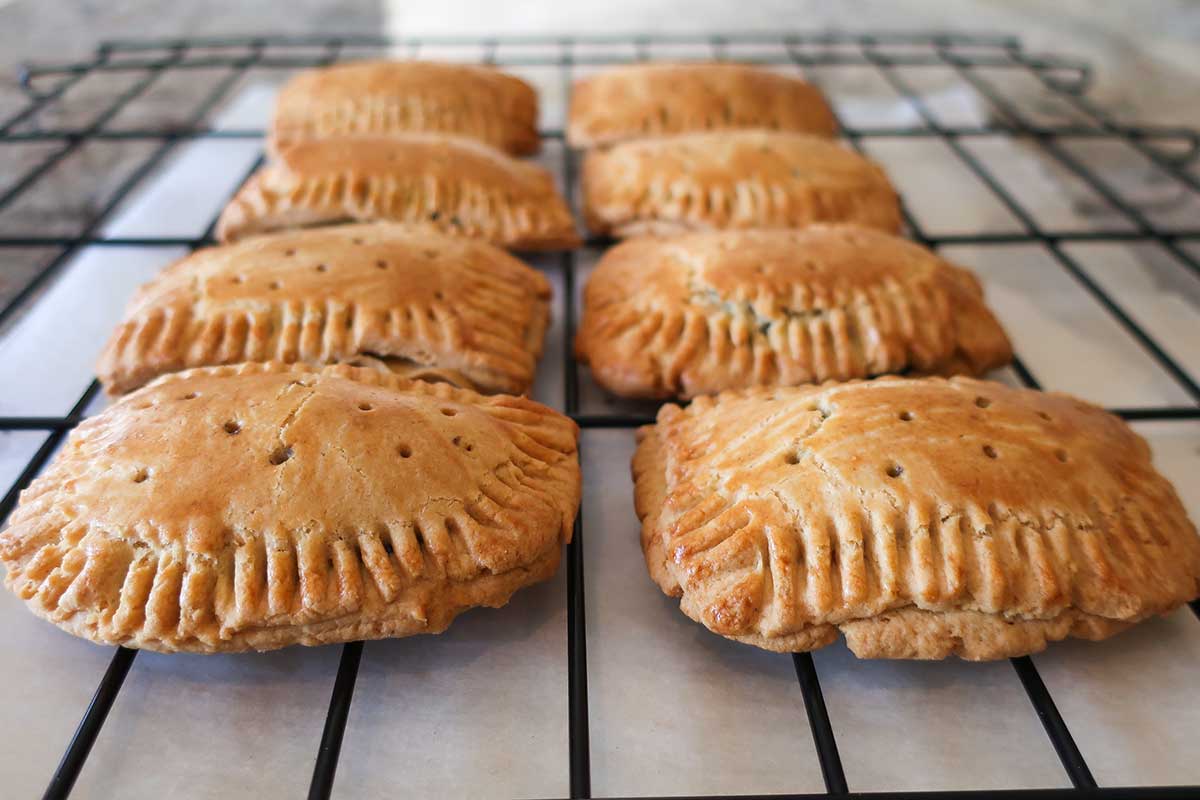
582 130 901 238
576 227 1011 398
269 60 540 156
567 62 837 147
0 362 581 653
633 377 1200 660
215 135 579 251
97 224 551 396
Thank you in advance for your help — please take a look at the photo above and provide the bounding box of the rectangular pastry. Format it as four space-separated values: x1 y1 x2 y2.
576 226 1011 398
215 135 580 251
0 362 581 653
568 62 837 147
582 130 902 238
97 224 551 396
269 60 540 156
633 376 1200 660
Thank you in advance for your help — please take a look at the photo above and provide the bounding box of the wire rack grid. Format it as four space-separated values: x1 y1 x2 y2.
0 31 1198 800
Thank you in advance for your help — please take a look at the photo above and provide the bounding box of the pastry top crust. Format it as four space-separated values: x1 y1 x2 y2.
633 377 1200 652
215 135 579 251
270 60 540 155
568 62 837 147
576 226 1012 398
97 224 552 396
582 130 901 238
1 362 581 651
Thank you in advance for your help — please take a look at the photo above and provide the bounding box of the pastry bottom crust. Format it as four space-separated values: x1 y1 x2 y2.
695 605 1131 661
22 547 563 654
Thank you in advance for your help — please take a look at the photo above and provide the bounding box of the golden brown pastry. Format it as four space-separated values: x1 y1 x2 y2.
97 224 551 396
269 60 540 156
567 62 837 147
581 130 902 238
633 376 1200 660
576 227 1011 398
0 362 581 653
215 135 579 250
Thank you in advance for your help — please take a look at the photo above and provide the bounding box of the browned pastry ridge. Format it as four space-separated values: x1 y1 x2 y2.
582 130 902 238
633 377 1200 660
568 62 837 147
97 224 551 396
576 227 1012 399
270 60 540 156
0 362 581 653
215 135 579 251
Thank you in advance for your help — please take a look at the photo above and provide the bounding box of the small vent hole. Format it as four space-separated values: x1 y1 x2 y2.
132 468 149 483
885 463 904 478
441 408 457 417
223 420 241 435
1055 449 1069 463
899 411 914 421
315 263 328 273
269 446 294 466
358 403 373 412
398 445 412 458
975 396 992 409
982 444 998 459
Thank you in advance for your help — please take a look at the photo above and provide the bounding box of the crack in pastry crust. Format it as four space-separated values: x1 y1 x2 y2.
582 130 902 238
215 135 580 251
0 362 581 653
269 60 540 156
576 227 1012 398
632 376 1200 660
567 62 837 147
97 224 552 396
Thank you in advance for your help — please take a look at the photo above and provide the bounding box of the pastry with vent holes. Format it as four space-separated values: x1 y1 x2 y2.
97 224 551 396
581 130 901 238
0 363 581 653
215 135 579 250
576 226 1012 398
270 60 540 156
567 62 837 147
633 376 1200 660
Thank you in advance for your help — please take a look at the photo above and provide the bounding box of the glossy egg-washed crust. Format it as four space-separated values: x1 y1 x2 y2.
576 227 1012 398
633 377 1200 660
270 60 540 156
0 363 581 653
97 224 551 396
582 130 901 238
215 135 580 251
567 62 837 147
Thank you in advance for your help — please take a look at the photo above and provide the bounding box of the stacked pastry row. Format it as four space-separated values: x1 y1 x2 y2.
0 60 1196 662
566 63 1200 659
0 62 584 653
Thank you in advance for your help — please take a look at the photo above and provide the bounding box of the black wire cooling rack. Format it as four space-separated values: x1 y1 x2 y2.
1 31 1199 800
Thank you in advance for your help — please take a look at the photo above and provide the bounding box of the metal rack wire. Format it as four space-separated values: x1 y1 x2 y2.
0 32 1198 800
